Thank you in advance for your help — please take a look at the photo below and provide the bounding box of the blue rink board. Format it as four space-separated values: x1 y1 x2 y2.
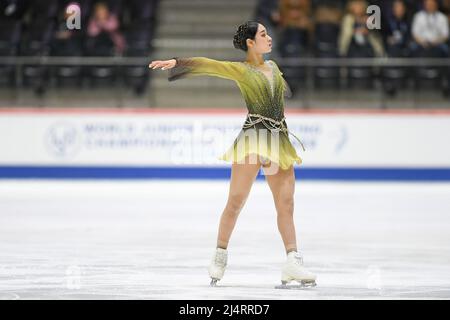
1 166 450 181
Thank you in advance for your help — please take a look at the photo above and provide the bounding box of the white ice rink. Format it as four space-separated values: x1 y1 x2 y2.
1 179 450 300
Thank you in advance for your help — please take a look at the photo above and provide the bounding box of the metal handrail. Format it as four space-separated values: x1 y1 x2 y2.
0 56 449 67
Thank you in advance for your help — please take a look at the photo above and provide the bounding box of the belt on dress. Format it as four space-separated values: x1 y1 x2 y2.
242 113 306 151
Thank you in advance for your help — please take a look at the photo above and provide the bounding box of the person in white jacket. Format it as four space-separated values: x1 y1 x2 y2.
411 0 449 57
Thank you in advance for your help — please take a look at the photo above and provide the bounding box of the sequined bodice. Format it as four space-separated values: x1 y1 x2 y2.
239 60 284 120
168 57 292 121
243 61 275 97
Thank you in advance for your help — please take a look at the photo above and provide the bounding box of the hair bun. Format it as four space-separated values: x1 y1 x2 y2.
233 24 248 51
232 21 259 52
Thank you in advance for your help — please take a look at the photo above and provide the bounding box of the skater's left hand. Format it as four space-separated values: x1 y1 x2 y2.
148 59 176 71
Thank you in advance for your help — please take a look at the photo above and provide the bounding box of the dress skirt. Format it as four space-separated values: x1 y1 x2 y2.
218 122 302 170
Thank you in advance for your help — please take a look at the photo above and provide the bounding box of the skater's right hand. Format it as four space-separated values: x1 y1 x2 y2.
148 59 176 70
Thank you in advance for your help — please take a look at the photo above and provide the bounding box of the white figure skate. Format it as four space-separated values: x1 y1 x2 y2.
275 251 317 289
208 248 228 286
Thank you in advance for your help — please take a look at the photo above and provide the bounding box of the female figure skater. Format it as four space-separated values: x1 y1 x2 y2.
149 21 316 288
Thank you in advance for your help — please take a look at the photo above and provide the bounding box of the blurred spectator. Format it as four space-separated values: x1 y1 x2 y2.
411 0 449 57
372 0 419 24
383 0 411 57
279 0 313 32
314 2 343 25
338 0 384 57
313 1 343 55
86 2 125 55
277 0 313 55
312 2 343 88
312 0 347 10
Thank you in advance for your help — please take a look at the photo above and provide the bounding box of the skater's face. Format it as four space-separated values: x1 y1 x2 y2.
247 24 272 54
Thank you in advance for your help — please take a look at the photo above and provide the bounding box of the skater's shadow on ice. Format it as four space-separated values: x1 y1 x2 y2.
206 284 317 291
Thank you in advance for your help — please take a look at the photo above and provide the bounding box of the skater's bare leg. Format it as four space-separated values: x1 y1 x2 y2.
216 154 261 249
264 163 317 288
263 163 297 254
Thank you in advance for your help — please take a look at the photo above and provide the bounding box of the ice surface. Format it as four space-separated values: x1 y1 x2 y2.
1 179 450 299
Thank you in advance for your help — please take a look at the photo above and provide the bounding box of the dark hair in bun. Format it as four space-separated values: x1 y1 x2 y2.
233 21 259 52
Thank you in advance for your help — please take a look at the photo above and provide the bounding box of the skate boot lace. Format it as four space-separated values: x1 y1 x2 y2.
293 254 304 265
214 253 227 266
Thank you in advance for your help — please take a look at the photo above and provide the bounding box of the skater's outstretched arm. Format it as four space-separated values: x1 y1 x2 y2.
149 57 244 82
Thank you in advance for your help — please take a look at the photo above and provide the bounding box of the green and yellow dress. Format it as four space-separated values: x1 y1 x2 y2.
168 57 305 170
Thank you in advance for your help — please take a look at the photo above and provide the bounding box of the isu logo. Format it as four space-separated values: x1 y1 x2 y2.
45 123 80 158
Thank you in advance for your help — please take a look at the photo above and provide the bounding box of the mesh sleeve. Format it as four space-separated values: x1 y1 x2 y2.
168 57 243 82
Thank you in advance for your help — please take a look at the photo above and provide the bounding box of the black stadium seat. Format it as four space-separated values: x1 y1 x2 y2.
20 19 55 94
0 18 22 86
313 23 341 89
123 21 152 94
28 0 58 21
127 0 157 21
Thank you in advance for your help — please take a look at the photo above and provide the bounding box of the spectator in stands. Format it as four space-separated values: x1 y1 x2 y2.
372 0 419 23
383 0 411 57
313 1 343 56
279 0 312 29
277 0 313 55
411 0 449 57
311 0 346 10
338 0 385 57
314 1 343 26
86 1 125 55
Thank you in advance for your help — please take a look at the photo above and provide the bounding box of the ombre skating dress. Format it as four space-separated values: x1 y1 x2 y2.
168 57 305 170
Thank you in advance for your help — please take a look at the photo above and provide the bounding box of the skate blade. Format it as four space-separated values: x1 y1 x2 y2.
210 278 219 287
275 280 316 289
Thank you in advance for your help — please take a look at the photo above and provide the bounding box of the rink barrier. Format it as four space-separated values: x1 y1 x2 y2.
0 166 449 181
1 108 449 181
